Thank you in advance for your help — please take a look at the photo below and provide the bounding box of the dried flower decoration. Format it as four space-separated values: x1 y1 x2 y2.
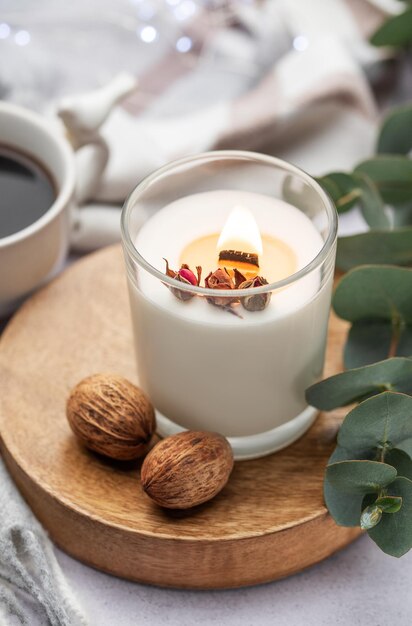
204 268 241 316
164 260 270 314
164 259 201 301
237 275 271 311
233 268 247 288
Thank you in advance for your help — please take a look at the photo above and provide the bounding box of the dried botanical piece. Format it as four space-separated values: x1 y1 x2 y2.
164 259 201 301
205 268 234 296
233 268 247 288
204 268 241 316
234 268 271 311
164 259 271 315
237 275 271 312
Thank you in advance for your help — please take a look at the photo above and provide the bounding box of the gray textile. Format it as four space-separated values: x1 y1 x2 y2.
0 458 89 626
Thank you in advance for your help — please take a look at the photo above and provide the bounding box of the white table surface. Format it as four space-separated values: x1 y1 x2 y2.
56 536 412 625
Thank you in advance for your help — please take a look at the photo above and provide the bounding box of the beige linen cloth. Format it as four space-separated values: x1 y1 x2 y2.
0 458 88 625
69 0 397 250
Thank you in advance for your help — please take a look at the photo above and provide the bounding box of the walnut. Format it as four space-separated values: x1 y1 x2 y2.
66 373 155 460
141 431 234 509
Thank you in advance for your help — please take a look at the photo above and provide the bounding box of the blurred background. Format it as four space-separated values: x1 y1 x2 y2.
1 0 409 111
0 2 409 155
0 0 411 246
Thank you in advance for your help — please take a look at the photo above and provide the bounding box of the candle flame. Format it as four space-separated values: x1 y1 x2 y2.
217 206 263 256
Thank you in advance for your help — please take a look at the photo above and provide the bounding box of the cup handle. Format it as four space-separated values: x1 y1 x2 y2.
56 73 137 251
72 134 110 206
57 72 138 205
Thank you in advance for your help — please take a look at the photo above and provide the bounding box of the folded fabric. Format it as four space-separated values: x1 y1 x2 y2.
69 30 380 248
95 37 376 204
11 0 388 251
0 458 89 626
91 0 391 201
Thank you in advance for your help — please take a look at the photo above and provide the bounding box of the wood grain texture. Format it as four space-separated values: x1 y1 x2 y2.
0 245 361 589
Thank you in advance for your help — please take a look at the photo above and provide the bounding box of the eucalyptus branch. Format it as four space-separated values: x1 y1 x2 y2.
317 103 412 271
306 100 412 555
323 393 412 556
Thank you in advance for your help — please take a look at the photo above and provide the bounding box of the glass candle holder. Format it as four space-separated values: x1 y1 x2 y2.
121 151 337 460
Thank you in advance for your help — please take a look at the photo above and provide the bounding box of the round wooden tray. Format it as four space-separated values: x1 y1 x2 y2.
0 245 360 589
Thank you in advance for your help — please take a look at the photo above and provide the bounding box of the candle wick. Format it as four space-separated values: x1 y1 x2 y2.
218 249 259 269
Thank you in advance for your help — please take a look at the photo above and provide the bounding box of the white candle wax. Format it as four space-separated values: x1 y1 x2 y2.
128 190 334 459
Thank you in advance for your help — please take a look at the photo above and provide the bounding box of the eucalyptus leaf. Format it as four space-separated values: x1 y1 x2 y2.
330 445 375 463
316 172 360 213
326 460 396 494
354 172 391 229
377 104 412 155
385 448 412 480
362 492 377 509
324 446 367 526
368 477 412 557
397 438 412 456
324 480 363 527
337 392 412 454
317 171 389 227
375 495 403 513
370 8 412 47
344 321 412 369
333 266 412 367
355 156 412 205
305 357 412 410
337 229 412 272
393 202 412 227
333 265 412 321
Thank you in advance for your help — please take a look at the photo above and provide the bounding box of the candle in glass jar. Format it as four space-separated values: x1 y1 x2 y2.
127 188 334 459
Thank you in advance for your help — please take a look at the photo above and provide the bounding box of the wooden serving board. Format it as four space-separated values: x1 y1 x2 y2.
0 245 360 589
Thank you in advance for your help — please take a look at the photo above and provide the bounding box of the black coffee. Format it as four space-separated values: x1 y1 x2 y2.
0 146 56 238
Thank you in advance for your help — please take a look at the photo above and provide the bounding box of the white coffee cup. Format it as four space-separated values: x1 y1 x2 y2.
0 101 76 316
0 73 137 316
